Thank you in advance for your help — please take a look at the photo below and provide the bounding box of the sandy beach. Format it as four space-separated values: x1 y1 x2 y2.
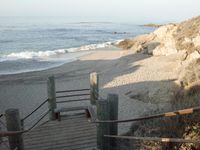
0 46 181 133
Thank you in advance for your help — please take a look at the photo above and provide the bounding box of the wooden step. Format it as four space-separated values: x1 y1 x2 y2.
55 106 89 113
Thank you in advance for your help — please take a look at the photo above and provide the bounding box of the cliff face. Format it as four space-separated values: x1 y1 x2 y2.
118 16 200 61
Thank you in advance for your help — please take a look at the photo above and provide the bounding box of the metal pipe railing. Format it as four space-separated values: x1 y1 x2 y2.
56 98 90 103
56 93 90 99
56 88 90 94
21 99 48 123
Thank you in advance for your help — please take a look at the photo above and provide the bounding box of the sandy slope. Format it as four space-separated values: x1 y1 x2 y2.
0 46 182 133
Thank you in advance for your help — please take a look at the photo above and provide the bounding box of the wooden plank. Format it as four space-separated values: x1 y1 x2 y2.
31 119 93 129
26 141 96 150
55 106 88 113
44 141 96 150
29 122 95 133
24 135 96 148
25 133 96 144
24 136 96 149
24 127 96 140
24 114 97 150
25 119 95 135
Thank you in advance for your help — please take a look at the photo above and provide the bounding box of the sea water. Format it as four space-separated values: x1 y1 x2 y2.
0 17 155 75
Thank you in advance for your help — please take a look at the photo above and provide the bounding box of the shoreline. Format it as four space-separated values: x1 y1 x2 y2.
0 41 120 76
0 46 121 83
0 46 181 134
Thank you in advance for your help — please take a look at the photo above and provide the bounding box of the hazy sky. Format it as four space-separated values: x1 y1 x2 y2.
0 0 200 23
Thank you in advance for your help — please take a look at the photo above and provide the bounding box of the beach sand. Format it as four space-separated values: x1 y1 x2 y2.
0 46 181 133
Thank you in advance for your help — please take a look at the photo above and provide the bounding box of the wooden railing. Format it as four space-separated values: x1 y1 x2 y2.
2 72 200 150
86 95 200 150
0 72 99 150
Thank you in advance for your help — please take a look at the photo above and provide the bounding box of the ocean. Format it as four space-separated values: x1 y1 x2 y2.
0 17 155 75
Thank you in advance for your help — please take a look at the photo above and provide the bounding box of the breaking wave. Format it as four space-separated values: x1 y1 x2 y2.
0 41 121 61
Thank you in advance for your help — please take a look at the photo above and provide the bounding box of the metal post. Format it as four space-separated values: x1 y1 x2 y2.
90 72 99 105
47 76 57 121
97 99 110 150
108 94 119 150
5 109 24 150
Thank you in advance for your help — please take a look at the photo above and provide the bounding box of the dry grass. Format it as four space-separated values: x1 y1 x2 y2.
119 87 200 149
117 34 156 54
174 16 200 54
179 58 200 87
118 59 200 150
118 39 137 49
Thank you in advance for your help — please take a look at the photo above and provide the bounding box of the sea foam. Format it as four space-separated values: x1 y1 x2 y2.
1 41 118 61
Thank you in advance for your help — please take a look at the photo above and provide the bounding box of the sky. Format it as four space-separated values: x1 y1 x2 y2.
0 0 200 23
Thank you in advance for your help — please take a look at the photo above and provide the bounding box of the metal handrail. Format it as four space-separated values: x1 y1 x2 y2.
56 88 90 93
56 98 90 103
21 99 48 121
56 93 90 99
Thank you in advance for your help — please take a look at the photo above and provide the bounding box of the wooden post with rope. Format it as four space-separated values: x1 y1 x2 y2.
107 94 119 150
47 76 57 121
97 99 110 150
5 109 24 150
90 72 99 105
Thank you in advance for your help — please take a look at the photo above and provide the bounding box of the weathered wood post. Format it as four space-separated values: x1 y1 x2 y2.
108 94 119 150
5 109 24 150
0 122 2 145
47 76 57 121
90 72 99 105
97 99 110 150
20 120 24 130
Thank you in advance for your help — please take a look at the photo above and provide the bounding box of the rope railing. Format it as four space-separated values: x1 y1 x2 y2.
56 93 90 99
0 109 50 137
56 88 90 94
89 106 200 124
21 99 48 122
104 135 200 144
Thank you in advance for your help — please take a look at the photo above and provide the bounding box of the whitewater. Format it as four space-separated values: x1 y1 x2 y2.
0 17 155 74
